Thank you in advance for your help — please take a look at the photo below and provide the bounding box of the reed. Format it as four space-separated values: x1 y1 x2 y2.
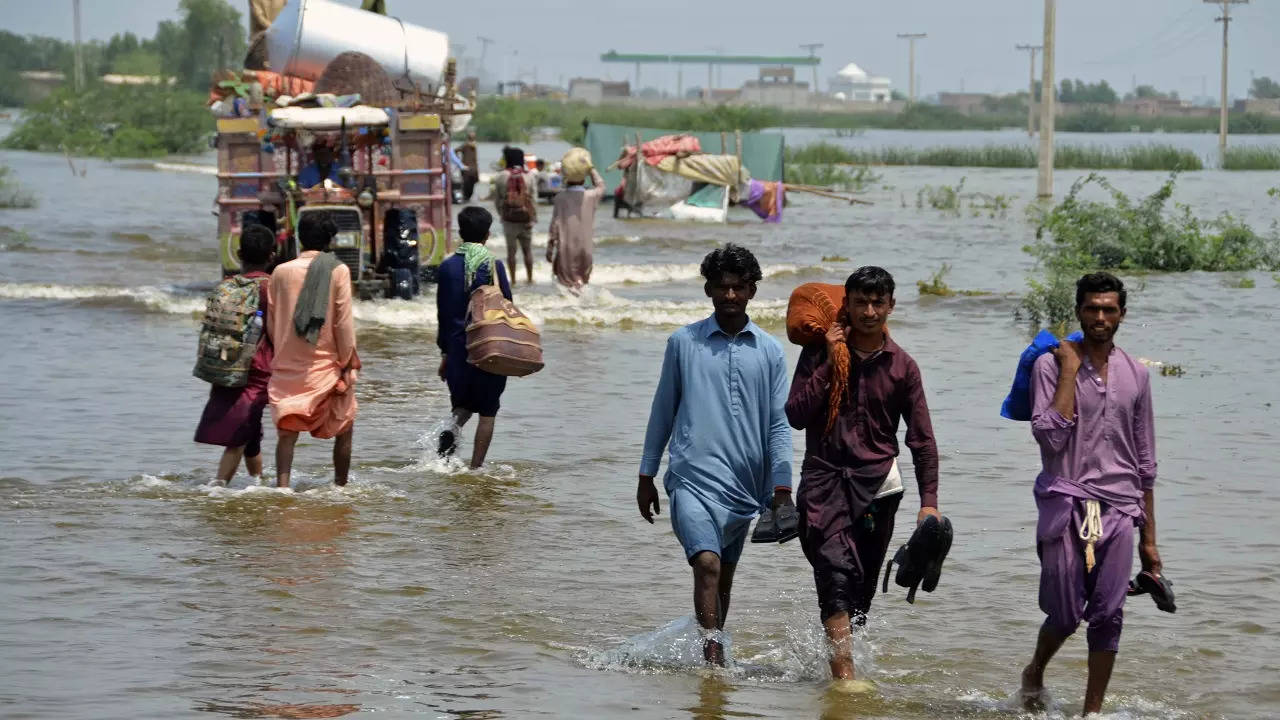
786 143 1204 170
1221 146 1280 170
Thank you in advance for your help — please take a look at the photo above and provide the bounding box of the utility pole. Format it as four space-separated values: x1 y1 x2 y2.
1037 0 1055 198
72 0 84 91
476 35 493 89
897 33 926 103
1206 0 1248 160
799 43 824 94
1016 44 1042 137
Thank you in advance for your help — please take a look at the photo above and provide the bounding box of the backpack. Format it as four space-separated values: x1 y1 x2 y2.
193 275 263 387
500 169 534 224
464 263 544 377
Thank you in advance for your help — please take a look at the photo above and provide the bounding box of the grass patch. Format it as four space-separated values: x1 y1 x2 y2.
2 84 213 158
784 163 881 192
821 254 849 262
917 263 990 297
1019 173 1280 330
1225 276 1256 288
786 143 1203 170
1222 146 1280 170
0 165 35 208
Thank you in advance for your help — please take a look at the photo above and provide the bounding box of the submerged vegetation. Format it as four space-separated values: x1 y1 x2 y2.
917 263 990 297
910 177 1012 218
786 142 1204 170
1 85 212 157
0 165 35 208
784 163 881 192
1221 146 1280 171
1019 173 1280 331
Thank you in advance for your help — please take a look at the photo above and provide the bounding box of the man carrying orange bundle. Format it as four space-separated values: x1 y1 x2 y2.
785 266 941 682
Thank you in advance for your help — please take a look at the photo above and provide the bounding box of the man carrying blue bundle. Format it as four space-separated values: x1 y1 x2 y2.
1020 272 1170 715
636 243 794 666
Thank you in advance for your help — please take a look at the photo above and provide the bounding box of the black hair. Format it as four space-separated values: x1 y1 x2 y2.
239 223 275 266
503 146 525 169
844 265 895 298
457 206 493 243
700 243 762 285
298 212 337 251
1076 271 1126 309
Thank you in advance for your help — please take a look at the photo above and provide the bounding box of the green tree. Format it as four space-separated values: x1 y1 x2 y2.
1251 76 1280 99
166 0 245 91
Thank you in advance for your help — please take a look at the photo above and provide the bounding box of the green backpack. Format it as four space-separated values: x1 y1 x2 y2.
193 276 263 387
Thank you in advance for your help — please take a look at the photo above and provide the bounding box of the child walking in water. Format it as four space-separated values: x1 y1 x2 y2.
194 225 276 485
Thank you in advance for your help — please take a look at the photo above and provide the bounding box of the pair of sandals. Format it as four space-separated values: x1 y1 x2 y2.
751 501 799 543
1128 570 1177 613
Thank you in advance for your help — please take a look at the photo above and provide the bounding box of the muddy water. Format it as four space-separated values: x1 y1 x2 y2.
1 133 1279 719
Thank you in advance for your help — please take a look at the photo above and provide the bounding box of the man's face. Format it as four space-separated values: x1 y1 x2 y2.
1076 291 1125 343
705 272 756 319
844 290 894 336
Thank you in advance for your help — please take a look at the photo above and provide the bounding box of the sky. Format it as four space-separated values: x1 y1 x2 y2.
3 0 1278 101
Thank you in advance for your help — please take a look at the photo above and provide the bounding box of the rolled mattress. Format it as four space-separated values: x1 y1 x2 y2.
266 0 448 89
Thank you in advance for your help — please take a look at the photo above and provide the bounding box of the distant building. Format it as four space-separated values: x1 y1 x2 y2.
568 78 631 105
827 62 891 103
736 66 811 108
1234 98 1280 116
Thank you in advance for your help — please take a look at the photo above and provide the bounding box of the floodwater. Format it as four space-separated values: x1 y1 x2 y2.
2 130 1279 719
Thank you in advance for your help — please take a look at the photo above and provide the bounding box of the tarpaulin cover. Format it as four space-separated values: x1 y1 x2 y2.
587 123 784 191
615 135 703 168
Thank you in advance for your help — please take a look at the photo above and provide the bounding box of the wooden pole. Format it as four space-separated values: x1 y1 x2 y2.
1036 0 1055 198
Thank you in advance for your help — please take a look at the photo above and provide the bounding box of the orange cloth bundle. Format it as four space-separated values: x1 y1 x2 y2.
787 283 848 433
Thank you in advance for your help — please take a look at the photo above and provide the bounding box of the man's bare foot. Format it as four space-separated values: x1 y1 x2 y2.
1020 664 1046 711
703 638 724 667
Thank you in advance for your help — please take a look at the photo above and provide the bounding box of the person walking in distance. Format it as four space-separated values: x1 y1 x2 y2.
492 146 537 286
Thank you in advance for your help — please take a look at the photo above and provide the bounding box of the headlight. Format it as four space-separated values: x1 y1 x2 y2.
357 189 374 208
333 232 358 249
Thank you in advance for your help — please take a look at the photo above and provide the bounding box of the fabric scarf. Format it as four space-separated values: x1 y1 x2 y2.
292 251 341 344
456 242 496 288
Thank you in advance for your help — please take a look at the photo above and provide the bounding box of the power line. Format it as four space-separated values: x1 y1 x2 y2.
799 43 823 94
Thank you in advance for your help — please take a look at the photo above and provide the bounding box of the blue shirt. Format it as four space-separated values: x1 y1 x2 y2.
640 315 793 514
297 163 342 189
435 251 513 357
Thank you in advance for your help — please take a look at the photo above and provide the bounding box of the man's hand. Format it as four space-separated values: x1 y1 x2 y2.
1054 339 1083 375
437 356 447 381
637 474 660 524
824 323 847 352
917 506 941 527
771 487 793 510
1139 542 1163 577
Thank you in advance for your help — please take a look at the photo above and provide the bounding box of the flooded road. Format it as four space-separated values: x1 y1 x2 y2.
2 132 1279 719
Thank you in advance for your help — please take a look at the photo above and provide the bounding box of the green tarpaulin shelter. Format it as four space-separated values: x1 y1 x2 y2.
584 123 784 191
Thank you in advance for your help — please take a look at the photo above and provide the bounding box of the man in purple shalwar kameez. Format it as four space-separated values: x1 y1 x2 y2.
1020 272 1167 716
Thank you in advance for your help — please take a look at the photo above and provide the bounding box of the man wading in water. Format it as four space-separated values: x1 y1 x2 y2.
637 244 794 665
785 266 940 682
267 214 360 488
1020 272 1165 715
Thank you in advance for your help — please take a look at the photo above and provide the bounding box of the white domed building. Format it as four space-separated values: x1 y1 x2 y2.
827 62 892 103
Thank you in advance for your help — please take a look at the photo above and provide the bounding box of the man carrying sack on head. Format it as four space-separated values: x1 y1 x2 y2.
546 147 604 293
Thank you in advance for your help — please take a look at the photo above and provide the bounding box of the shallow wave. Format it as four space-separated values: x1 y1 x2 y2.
0 282 205 314
354 287 788 329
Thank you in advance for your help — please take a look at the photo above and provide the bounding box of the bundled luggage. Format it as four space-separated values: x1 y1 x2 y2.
464 273 544 377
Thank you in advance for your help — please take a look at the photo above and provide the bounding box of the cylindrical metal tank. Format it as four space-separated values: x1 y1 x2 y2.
266 0 449 90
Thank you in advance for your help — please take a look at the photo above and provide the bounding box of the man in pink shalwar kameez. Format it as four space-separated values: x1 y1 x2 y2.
268 215 360 488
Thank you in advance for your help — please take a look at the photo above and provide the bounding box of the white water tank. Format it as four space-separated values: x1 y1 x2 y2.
266 0 449 89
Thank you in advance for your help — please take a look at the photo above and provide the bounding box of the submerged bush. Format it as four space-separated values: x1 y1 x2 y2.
1019 173 1280 331
1222 146 1280 171
0 165 35 208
